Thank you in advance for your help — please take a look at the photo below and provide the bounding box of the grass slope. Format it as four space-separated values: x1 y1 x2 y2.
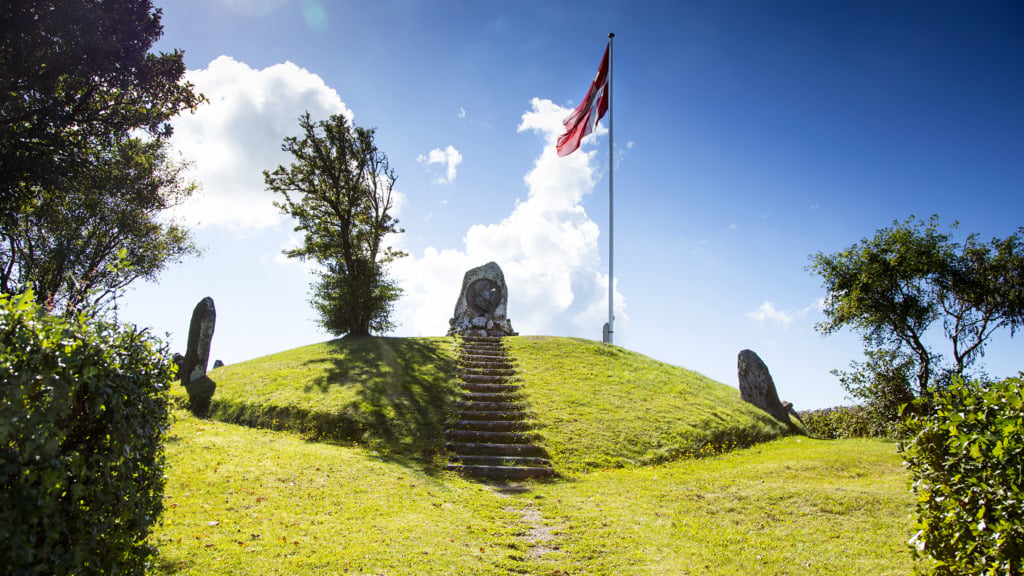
177 336 797 473
508 337 797 472
174 337 459 461
153 414 922 575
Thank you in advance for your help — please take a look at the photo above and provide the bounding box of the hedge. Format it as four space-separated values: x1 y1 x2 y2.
0 291 174 575
901 375 1024 574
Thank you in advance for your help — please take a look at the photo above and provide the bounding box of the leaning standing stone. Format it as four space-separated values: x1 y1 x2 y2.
737 349 790 423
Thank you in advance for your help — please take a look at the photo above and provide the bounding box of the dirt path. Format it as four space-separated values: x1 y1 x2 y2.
491 483 567 574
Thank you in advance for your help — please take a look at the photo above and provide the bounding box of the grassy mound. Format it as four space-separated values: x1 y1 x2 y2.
174 336 798 472
508 337 797 472
171 337 459 462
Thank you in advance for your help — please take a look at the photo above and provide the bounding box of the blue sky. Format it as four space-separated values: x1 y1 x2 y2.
118 0 1024 409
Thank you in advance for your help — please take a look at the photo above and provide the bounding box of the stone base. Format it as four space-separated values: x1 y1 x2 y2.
447 314 517 338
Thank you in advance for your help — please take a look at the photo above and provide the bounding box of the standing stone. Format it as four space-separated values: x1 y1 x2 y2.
180 297 216 386
737 349 790 422
447 262 517 337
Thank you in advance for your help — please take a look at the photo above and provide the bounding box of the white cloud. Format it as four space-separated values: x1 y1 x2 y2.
390 97 626 339
746 301 794 327
417 145 463 183
458 107 467 119
746 298 824 327
168 56 352 228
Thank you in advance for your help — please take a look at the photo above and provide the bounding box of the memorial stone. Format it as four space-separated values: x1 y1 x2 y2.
448 262 517 337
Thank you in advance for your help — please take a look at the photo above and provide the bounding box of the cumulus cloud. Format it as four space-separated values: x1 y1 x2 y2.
746 299 824 327
746 301 794 326
168 56 352 228
391 97 626 339
417 145 463 183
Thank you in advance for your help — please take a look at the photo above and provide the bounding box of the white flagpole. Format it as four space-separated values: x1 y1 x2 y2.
606 32 615 345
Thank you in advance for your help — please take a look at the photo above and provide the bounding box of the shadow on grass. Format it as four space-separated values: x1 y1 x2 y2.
314 336 459 466
196 337 460 473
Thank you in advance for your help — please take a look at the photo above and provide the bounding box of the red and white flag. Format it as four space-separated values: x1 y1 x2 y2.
556 44 610 157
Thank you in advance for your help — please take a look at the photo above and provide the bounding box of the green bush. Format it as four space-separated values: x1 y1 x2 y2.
0 291 174 575
799 405 889 439
900 375 1024 574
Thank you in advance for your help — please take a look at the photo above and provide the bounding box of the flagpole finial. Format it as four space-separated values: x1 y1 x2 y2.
608 32 615 38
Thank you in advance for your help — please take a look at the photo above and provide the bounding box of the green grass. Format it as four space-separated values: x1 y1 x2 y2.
508 336 800 472
179 335 799 474
153 413 923 575
173 337 459 461
155 336 921 573
524 437 923 575
152 413 522 575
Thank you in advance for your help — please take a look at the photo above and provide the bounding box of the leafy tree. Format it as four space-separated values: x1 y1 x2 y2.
0 0 204 313
265 112 405 338
0 0 202 224
809 215 1024 414
0 137 200 314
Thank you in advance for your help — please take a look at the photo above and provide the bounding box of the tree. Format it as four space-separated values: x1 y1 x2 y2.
1 0 204 313
0 0 202 225
265 112 405 338
0 136 200 314
809 215 1024 411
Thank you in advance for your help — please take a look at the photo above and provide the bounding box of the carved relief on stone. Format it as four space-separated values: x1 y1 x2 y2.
448 262 517 337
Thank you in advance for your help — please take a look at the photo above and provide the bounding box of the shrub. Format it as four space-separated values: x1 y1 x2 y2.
0 291 174 575
799 405 889 439
900 375 1024 574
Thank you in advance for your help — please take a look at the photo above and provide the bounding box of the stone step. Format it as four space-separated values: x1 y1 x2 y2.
458 392 521 403
458 374 515 385
444 429 538 444
459 348 504 358
458 382 520 394
445 464 554 481
446 442 549 458
459 343 504 352
448 419 532 432
453 400 525 411
451 410 528 421
460 336 505 343
450 455 552 467
459 363 514 373
459 350 507 359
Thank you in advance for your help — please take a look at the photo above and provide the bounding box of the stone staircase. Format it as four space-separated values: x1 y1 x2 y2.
445 336 554 481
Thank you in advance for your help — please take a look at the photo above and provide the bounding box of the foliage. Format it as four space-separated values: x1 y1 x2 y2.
0 0 203 224
809 215 1024 415
900 375 1024 574
265 112 405 338
0 290 174 575
155 416 921 575
830 347 917 437
1 137 200 314
799 405 888 439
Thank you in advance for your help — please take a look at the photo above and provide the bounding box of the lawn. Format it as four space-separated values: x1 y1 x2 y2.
152 413 922 575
